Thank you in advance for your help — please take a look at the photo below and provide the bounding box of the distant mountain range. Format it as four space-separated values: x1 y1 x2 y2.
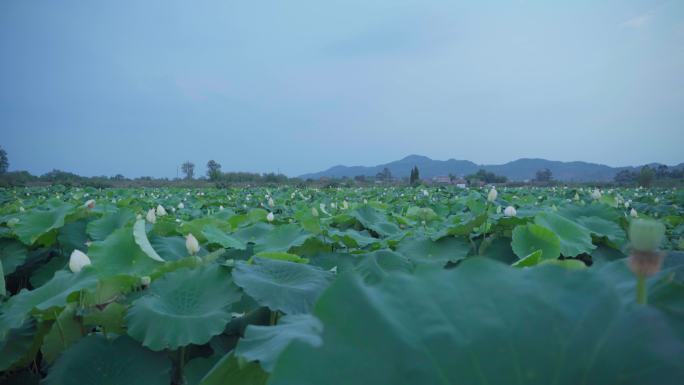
299 155 684 182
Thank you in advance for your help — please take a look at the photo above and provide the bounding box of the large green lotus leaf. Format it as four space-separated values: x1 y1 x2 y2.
511 223 561 260
180 215 231 243
13 203 74 245
56 219 89 254
83 302 127 335
149 235 190 261
269 258 684 385
574 215 626 247
88 226 162 277
558 203 620 222
396 236 470 263
430 212 486 240
198 352 268 385
350 206 400 237
535 212 595 256
203 225 246 250
126 265 241 350
0 319 36 372
0 270 99 338
41 304 82 363
326 228 377 249
133 219 165 262
86 208 136 241
185 355 221 385
235 313 322 372
353 249 413 284
0 260 4 296
0 239 27 275
232 258 333 314
43 335 172 385
252 224 311 254
231 222 274 244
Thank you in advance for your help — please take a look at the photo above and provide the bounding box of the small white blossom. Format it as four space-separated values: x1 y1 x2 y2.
156 205 167 216
185 233 200 255
487 187 498 202
146 209 157 224
630 208 638 218
266 212 275 222
504 206 517 217
69 250 91 273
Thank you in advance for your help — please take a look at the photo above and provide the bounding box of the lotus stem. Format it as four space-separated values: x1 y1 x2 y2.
636 276 647 305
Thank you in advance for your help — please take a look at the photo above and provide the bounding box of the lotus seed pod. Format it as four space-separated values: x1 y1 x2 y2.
185 233 200 255
487 188 497 202
156 205 167 216
69 250 91 273
146 208 156 224
504 206 517 217
267 212 275 222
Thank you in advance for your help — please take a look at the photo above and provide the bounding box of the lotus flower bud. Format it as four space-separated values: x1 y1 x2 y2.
19 207 25 212
591 189 602 200
629 219 665 253
422 190 429 197
311 207 319 217
342 200 349 210
185 233 200 255
268 197 275 207
84 199 96 209
219 205 224 211
140 276 151 286
630 208 638 218
624 201 630 208
136 213 142 220
146 209 156 224
69 250 91 273
177 202 184 209
504 206 517 217
654 197 659 203
487 187 497 202
156 205 167 216
363 199 368 204
496 205 502 214
266 212 275 222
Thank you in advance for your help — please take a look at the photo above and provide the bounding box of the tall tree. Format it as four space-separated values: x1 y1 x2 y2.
0 146 7 174
181 161 195 180
535 168 553 182
206 160 222 181
637 166 655 187
409 166 420 186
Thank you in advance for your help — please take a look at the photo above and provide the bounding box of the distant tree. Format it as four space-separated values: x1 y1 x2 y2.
181 161 195 180
111 174 126 181
409 166 420 186
376 167 392 182
466 169 507 184
614 170 636 184
206 160 222 181
535 168 553 182
655 165 669 178
354 175 366 182
0 146 8 174
448 173 456 182
637 166 655 187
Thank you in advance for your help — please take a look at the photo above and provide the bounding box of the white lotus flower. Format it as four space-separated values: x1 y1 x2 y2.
69 250 91 273
422 190 429 197
185 233 200 255
504 206 517 217
146 209 156 224
156 205 167 216
573 193 580 201
266 212 275 222
654 197 660 203
630 208 638 218
177 202 184 209
487 187 497 202
591 189 602 200
84 199 96 209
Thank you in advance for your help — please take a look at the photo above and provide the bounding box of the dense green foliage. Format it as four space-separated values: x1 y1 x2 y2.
0 185 683 384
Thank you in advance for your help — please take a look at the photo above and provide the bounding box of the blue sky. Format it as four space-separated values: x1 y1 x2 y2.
1 0 683 178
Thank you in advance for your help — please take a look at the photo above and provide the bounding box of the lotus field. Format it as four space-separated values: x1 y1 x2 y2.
1 185 683 385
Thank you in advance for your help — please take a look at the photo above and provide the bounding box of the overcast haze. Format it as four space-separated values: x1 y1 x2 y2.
1 0 683 178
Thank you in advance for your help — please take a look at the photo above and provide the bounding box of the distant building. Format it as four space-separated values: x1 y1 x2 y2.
430 175 467 186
